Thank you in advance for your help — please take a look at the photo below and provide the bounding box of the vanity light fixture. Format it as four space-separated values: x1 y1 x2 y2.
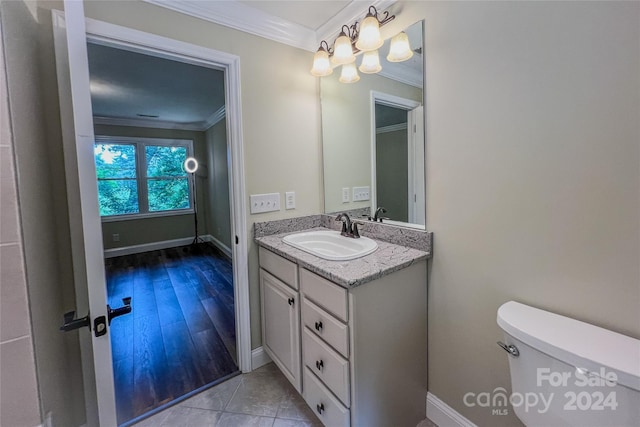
310 41 333 76
359 50 382 74
339 62 361 83
311 5 409 83
387 31 414 62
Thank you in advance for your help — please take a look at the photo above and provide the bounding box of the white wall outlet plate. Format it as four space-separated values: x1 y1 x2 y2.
352 186 370 202
342 187 350 203
250 193 281 214
285 191 296 210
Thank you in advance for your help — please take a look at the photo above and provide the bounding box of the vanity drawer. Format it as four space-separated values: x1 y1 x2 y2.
303 327 350 406
302 298 349 357
303 367 350 427
300 268 347 321
259 247 298 290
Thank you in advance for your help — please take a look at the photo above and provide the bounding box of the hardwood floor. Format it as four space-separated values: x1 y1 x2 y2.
105 243 238 425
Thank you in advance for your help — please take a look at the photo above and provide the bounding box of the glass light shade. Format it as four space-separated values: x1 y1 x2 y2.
359 50 382 74
332 33 355 65
339 63 360 83
355 15 383 52
310 48 333 77
387 31 414 62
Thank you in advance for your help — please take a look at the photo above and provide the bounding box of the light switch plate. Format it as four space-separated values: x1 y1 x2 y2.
352 186 370 202
285 191 296 210
250 193 281 214
342 187 350 203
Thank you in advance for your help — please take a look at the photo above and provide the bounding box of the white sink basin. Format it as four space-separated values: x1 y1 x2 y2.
282 230 378 261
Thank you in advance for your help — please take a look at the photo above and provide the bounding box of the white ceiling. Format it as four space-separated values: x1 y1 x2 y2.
88 0 421 130
88 43 226 131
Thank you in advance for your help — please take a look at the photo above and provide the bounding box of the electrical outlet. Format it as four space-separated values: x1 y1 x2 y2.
342 187 350 203
352 186 370 202
285 191 296 209
112 233 120 242
250 193 281 214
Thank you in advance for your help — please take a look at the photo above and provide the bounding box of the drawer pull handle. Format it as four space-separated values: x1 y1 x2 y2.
288 297 294 306
316 359 324 370
317 403 325 414
315 321 323 331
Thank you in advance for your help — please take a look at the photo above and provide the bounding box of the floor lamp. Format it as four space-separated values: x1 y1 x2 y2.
184 156 203 245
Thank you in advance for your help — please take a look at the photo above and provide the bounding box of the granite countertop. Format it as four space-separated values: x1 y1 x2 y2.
255 227 429 288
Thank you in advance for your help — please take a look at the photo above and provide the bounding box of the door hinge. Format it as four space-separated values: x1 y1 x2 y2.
235 235 239 244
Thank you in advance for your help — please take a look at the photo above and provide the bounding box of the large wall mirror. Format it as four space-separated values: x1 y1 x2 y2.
321 20 425 229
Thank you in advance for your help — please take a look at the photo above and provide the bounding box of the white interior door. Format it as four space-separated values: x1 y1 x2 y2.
409 105 425 225
52 2 117 426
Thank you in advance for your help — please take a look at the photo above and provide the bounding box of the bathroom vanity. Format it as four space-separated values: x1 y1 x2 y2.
256 219 430 427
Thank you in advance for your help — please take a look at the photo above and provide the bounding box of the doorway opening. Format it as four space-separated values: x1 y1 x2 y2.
87 41 239 425
371 91 425 227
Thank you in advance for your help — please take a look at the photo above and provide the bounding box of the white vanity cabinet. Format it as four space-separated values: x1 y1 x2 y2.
259 247 301 391
259 246 428 427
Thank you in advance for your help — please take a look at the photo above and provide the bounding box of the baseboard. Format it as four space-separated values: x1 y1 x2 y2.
427 392 477 427
103 235 208 258
251 346 271 370
203 234 232 259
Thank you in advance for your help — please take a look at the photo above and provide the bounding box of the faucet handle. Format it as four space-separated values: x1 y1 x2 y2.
352 222 362 238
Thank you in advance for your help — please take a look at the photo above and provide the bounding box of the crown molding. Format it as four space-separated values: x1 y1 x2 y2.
142 0 318 51
376 122 407 134
204 104 226 130
93 115 211 131
378 58 423 88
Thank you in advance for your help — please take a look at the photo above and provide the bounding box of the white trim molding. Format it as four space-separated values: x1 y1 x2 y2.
204 104 226 130
103 236 202 258
376 122 407 134
427 392 478 427
143 0 317 51
204 234 232 259
251 346 272 370
93 115 213 131
142 0 397 53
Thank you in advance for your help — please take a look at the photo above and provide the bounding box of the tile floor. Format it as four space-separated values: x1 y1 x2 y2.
133 362 439 427
133 363 322 427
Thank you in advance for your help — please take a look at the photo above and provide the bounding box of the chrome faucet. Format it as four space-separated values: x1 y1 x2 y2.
335 213 361 238
373 207 387 222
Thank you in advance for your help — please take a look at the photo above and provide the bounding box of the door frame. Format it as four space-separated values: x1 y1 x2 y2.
52 7 252 420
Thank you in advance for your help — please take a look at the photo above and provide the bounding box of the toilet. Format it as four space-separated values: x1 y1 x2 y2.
497 301 640 426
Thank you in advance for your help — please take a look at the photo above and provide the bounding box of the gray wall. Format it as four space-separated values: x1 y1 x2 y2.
378 2 640 426
1 1 84 425
205 119 232 250
93 124 209 250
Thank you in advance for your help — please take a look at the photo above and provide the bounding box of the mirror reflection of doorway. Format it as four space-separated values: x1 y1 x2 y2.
87 42 239 426
374 98 425 226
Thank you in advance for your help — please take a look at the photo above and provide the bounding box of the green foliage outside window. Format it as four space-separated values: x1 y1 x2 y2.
94 141 191 216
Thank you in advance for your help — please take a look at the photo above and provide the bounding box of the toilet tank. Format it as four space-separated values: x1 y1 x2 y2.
497 301 640 427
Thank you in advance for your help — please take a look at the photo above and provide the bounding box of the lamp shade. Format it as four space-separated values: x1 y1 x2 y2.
355 14 383 52
359 50 382 74
332 31 355 65
387 31 413 62
310 47 333 77
339 62 360 83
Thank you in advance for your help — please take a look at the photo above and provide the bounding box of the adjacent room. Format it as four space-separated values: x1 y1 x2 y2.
87 42 238 424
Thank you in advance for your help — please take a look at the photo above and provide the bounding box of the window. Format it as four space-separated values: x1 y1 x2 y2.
94 136 193 219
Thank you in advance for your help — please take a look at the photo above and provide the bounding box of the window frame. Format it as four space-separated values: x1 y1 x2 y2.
94 135 195 222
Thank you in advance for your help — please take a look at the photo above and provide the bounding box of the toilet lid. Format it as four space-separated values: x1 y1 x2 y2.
497 301 640 392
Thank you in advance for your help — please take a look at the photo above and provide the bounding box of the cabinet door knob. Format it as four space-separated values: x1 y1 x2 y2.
314 321 323 331
316 359 324 370
288 297 294 306
316 403 325 414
